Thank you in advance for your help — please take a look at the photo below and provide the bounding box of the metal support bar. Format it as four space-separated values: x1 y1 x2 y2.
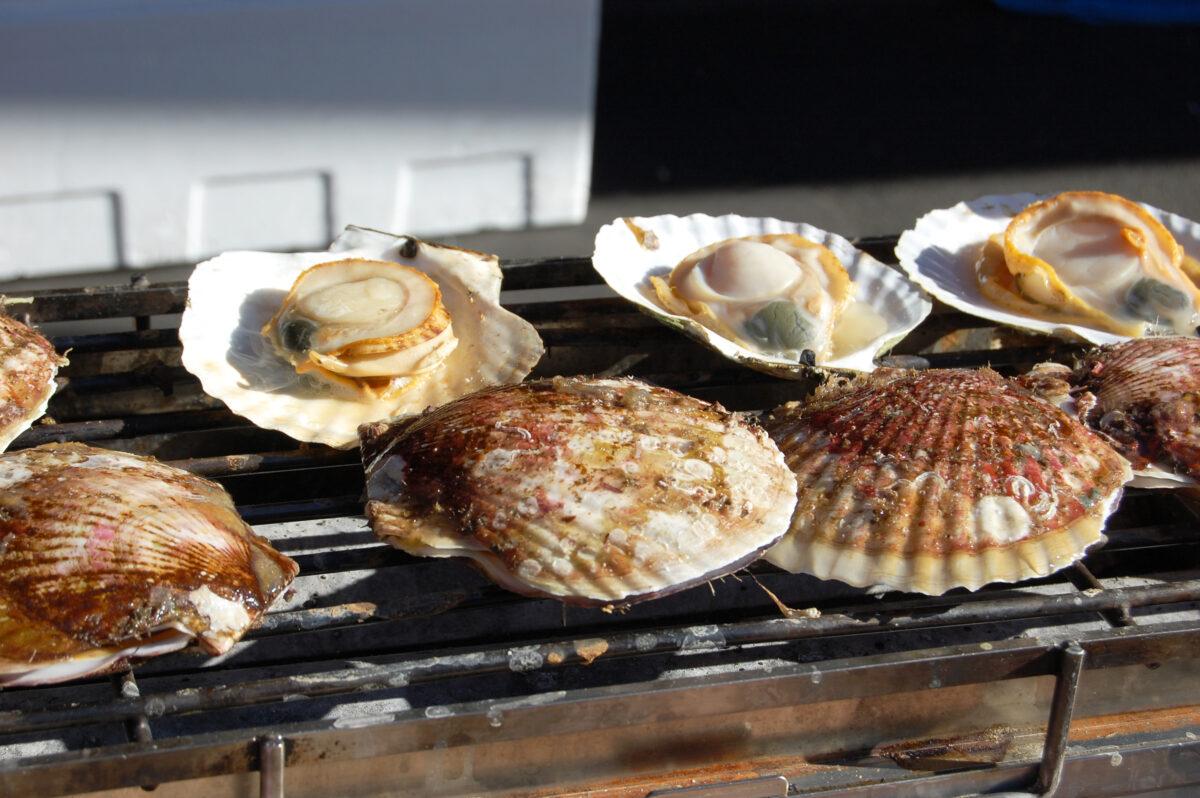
1033 641 1086 796
648 775 789 797
259 733 285 798
114 672 157 792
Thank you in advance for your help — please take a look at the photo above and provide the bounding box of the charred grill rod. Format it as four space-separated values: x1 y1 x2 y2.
3 576 1198 737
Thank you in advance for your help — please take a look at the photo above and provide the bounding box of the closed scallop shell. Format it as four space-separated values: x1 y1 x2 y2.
895 192 1200 345
0 443 298 687
761 368 1133 595
360 376 798 607
1068 336 1200 487
0 313 65 451
592 213 932 375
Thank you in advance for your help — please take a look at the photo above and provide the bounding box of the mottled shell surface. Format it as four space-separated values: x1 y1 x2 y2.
592 213 932 375
0 314 65 451
896 192 1200 345
762 368 1133 595
0 443 298 687
360 377 798 607
1069 336 1200 485
180 226 544 449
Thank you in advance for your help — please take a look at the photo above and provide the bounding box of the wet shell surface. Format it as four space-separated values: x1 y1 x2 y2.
761 368 1133 595
895 192 1200 345
1067 336 1200 487
0 443 298 687
0 313 65 451
180 226 544 449
359 376 798 607
592 214 932 375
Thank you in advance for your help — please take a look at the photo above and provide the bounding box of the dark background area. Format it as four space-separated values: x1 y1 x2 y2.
589 0 1200 193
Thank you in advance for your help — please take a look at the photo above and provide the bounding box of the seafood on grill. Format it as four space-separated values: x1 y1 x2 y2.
896 191 1200 345
1028 337 1200 488
761 367 1133 595
359 376 798 607
261 257 459 401
0 443 298 687
592 213 931 375
180 226 544 449
0 312 66 451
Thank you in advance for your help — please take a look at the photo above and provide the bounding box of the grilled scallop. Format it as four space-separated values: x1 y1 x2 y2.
0 313 65 451
592 213 931 375
650 234 858 363
978 191 1200 337
897 191 1200 345
359 376 798 607
180 227 544 449
0 443 298 687
1066 337 1200 486
762 368 1133 595
262 257 460 401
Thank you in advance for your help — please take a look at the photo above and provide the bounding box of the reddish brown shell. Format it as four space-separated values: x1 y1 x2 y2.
1069 336 1200 482
360 376 798 607
761 368 1132 594
0 443 298 686
0 314 65 451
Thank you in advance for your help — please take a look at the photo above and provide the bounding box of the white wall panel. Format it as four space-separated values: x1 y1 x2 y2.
0 0 599 278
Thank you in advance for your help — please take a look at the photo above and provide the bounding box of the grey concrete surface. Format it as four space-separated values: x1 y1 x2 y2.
448 158 1200 261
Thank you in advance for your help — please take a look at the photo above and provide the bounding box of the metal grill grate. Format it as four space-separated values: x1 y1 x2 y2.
0 240 1198 797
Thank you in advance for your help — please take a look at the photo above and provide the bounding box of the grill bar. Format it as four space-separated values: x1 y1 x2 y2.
0 241 1197 795
2 575 1197 738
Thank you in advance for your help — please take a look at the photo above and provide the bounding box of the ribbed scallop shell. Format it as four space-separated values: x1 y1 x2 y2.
1069 336 1200 485
0 313 65 451
360 376 798 607
592 213 932 374
762 368 1133 595
0 443 298 687
895 192 1200 345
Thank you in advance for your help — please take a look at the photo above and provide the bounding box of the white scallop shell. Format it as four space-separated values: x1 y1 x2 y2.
592 213 932 375
180 226 544 449
895 193 1200 345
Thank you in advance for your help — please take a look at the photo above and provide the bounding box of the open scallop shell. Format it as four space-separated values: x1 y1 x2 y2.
592 213 932 375
895 193 1200 345
180 226 544 449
